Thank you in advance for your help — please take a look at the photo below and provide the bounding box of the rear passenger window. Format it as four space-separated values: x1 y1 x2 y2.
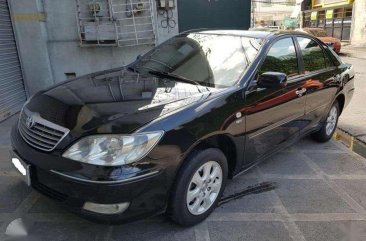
297 37 326 73
259 38 299 77
319 42 336 67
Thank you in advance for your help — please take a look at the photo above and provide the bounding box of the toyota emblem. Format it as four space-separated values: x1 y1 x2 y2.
26 116 35 128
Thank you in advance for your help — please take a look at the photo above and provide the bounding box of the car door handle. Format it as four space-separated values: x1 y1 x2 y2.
295 88 307 96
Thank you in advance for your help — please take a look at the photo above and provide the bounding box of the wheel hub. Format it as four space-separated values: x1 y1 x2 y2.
326 106 338 136
186 161 223 215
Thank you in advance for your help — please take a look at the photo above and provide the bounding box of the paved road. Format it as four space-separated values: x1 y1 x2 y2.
1 115 366 241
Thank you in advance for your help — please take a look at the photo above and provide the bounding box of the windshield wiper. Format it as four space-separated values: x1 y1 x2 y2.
148 70 201 86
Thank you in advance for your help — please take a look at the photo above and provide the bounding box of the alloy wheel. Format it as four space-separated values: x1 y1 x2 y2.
186 161 223 215
326 106 338 136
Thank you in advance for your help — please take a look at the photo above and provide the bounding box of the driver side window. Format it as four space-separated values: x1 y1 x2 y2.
258 38 299 78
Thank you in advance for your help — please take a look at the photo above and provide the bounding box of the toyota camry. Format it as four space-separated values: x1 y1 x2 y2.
10 30 354 226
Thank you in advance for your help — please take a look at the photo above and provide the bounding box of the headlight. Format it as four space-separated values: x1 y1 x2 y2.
62 131 164 166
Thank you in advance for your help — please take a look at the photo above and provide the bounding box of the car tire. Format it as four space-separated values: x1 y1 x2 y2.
168 148 228 226
311 101 340 143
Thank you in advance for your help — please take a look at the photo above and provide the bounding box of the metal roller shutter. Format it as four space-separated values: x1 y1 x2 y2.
0 0 26 121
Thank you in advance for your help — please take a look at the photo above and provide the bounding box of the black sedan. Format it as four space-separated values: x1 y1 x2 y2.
10 30 354 226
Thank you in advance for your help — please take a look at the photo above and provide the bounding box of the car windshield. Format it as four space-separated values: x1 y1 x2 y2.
130 33 261 88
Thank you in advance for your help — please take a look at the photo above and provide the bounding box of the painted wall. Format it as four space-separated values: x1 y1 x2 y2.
254 0 296 26
9 0 179 95
350 0 366 47
178 0 251 32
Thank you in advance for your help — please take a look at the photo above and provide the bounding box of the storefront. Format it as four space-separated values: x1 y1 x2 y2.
303 0 354 41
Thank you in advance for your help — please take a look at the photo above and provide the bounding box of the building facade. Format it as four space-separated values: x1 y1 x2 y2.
0 0 251 121
252 0 297 28
302 0 366 45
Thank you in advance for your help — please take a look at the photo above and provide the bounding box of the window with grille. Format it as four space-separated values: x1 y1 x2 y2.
76 0 156 47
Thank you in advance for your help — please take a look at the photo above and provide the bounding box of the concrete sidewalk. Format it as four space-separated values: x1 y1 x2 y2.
337 46 366 146
2 116 366 241
341 45 366 60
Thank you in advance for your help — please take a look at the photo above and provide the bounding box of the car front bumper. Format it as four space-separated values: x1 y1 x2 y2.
10 123 171 224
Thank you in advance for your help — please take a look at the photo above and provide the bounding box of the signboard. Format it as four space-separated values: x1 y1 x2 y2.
326 9 334 19
311 11 318 20
324 0 352 4
312 0 353 8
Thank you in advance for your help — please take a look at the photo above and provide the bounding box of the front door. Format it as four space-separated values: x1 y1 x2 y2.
243 37 307 164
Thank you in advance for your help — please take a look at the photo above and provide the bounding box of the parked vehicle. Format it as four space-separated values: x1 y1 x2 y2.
297 28 342 53
10 30 354 226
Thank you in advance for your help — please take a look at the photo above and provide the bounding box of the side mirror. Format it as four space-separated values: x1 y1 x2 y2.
257 72 287 89
136 54 142 60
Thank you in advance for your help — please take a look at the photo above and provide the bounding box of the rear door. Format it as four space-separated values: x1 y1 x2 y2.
294 36 340 134
243 36 307 164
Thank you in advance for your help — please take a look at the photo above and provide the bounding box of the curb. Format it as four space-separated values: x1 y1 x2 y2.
334 128 366 159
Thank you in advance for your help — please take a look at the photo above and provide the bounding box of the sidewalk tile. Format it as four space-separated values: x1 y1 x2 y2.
29 222 108 241
207 221 292 241
305 153 366 175
296 221 366 241
217 178 280 213
335 179 366 210
0 147 12 172
274 179 354 213
259 152 316 175
294 138 340 151
0 176 31 213
110 219 195 241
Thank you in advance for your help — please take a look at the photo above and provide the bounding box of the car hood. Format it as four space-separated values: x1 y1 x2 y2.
24 67 214 138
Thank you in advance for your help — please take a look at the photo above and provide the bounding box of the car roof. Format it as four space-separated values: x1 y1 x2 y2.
183 29 312 39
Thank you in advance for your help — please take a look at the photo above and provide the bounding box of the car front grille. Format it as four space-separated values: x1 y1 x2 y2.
18 108 69 151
